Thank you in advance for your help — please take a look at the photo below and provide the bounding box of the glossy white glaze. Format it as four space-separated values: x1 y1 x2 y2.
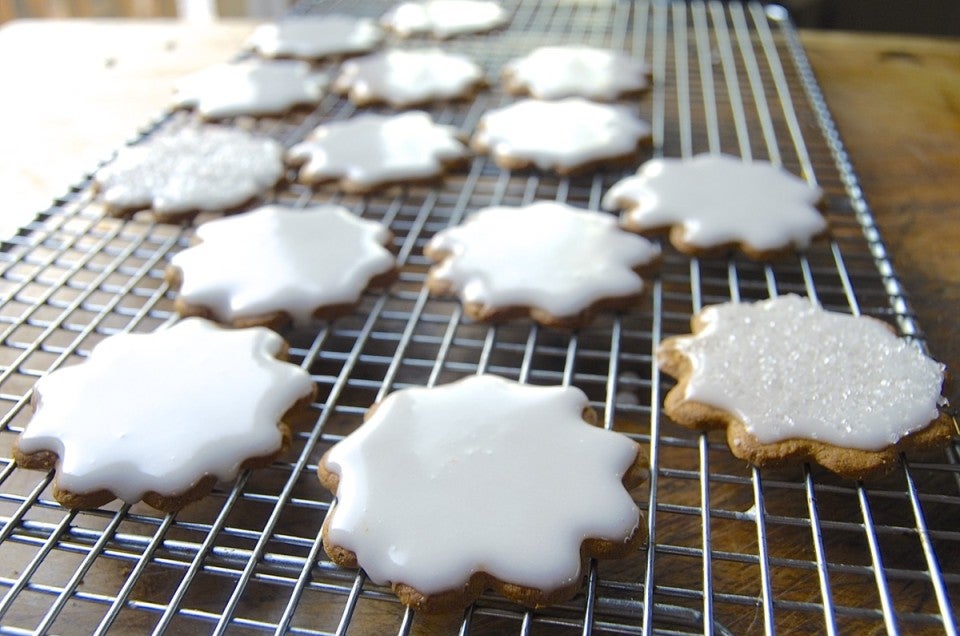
664 295 945 449
323 374 641 594
381 0 507 38
426 201 660 317
603 153 826 252
334 48 483 107
171 205 395 324
18 318 315 502
504 46 649 100
174 59 327 118
247 15 383 59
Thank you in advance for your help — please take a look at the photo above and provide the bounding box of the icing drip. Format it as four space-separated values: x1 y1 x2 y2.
426 201 660 317
381 0 508 38
334 48 483 107
503 46 649 100
603 153 826 252
287 112 468 189
18 319 315 502
473 98 651 171
323 374 641 595
247 15 383 59
96 126 284 216
171 205 395 325
667 295 945 450
174 60 327 118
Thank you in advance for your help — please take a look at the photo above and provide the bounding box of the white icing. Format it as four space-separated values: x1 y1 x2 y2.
247 15 383 59
96 126 284 217
323 374 640 595
174 59 327 118
18 318 315 503
287 112 468 189
473 98 651 172
602 153 826 252
426 201 660 318
665 295 945 450
503 46 649 100
171 205 395 325
381 0 508 38
334 48 483 108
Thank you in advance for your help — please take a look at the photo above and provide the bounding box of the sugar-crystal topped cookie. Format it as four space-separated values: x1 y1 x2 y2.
95 126 284 222
14 318 316 512
381 0 508 38
502 46 650 100
287 112 469 193
424 201 661 328
318 374 647 613
167 204 396 328
657 295 951 479
247 15 383 60
472 98 651 175
333 48 484 108
602 153 826 259
174 59 327 119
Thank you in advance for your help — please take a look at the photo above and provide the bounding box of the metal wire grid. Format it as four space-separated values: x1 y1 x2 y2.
0 0 957 633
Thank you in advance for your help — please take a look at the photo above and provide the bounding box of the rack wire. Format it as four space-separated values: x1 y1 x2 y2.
1 1 958 634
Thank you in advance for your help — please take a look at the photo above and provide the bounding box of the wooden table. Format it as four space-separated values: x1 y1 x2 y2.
0 20 957 402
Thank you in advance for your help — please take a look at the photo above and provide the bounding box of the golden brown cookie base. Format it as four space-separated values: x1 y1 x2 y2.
13 348 316 513
165 264 399 330
656 320 954 480
317 404 648 613
501 71 650 103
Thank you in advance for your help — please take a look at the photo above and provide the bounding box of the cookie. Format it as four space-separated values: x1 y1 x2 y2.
287 112 469 193
602 153 826 260
94 126 285 222
333 48 484 108
318 374 647 613
502 45 650 100
13 318 316 512
657 295 952 480
380 0 508 39
166 204 396 329
174 59 327 119
424 201 660 329
246 15 383 60
472 98 652 175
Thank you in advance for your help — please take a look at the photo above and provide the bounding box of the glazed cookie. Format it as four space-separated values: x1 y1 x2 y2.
94 126 284 222
167 204 396 329
657 295 952 480
13 318 316 512
333 48 484 108
247 15 383 60
472 98 652 175
287 112 469 193
174 59 327 119
602 153 826 259
318 374 647 613
380 0 508 38
502 46 650 100
424 201 660 329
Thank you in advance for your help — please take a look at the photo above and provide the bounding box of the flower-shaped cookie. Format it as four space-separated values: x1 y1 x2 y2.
287 112 469 193
333 48 484 108
424 201 661 328
318 374 647 613
174 59 327 119
472 98 652 175
380 0 508 38
502 46 650 100
657 295 951 479
247 15 383 60
602 153 826 260
95 126 284 222
167 205 396 328
14 318 316 512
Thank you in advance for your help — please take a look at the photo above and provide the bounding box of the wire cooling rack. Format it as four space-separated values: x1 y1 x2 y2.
1 1 958 634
